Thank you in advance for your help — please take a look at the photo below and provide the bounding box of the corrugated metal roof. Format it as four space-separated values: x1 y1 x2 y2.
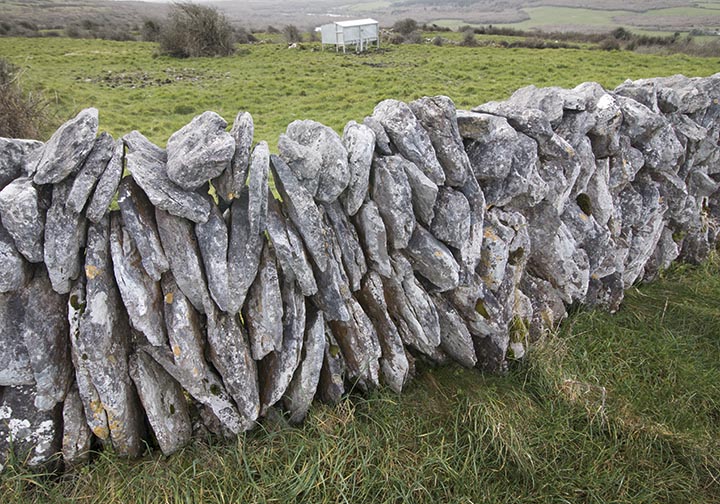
335 18 379 28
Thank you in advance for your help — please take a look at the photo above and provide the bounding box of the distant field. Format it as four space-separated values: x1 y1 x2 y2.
2 37 718 148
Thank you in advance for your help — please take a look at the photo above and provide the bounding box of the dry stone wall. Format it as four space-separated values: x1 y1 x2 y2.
1 73 719 470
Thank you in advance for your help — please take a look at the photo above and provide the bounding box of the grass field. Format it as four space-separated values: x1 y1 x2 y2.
2 255 718 503
1 36 718 147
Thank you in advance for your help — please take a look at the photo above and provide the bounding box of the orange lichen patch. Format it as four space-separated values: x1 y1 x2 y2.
165 292 174 304
85 265 101 280
483 227 499 241
173 345 182 357
92 426 110 439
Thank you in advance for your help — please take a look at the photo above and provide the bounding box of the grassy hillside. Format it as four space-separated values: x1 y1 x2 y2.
1 37 718 147
2 254 718 502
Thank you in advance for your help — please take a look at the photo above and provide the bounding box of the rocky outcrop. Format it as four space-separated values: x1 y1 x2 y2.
1 73 719 470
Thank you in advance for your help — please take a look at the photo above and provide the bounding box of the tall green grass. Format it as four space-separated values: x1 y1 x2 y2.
3 255 718 503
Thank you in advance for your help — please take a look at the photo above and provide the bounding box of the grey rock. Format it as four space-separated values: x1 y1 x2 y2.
353 200 392 277
341 121 375 216
124 131 210 224
270 154 331 272
205 305 259 431
561 201 616 279
85 138 124 223
213 111 253 203
44 179 87 294
195 200 233 313
110 214 167 347
21 267 72 411
67 132 114 213
33 108 98 185
614 78 660 112
77 216 144 456
431 294 477 368
585 272 625 314
479 212 515 292
244 244 284 361
311 207 352 322
639 124 684 173
129 351 192 456
370 156 415 250
363 115 393 155
609 136 644 192
456 170 486 279
116 177 169 281
0 177 45 263
355 271 410 393
383 254 441 358
373 99 445 185
617 95 666 144
328 295 381 391
247 141 269 236
405 225 460 292
318 326 345 405
0 138 43 189
519 273 567 341
277 134 322 196
585 158 615 227
61 382 93 466
583 89 623 158
228 188 266 311
283 308 326 424
430 187 471 250
166 111 235 191
284 120 350 203
156 208 213 313
410 95 470 187
0 385 62 470
0 289 32 386
653 74 712 114
266 197 318 296
259 279 306 414
401 156 438 226
146 274 244 436
322 201 367 292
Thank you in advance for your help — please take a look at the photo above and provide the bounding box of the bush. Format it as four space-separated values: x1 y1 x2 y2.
282 24 302 44
141 19 162 42
158 3 234 58
460 29 476 47
393 18 418 35
432 35 443 46
0 59 47 139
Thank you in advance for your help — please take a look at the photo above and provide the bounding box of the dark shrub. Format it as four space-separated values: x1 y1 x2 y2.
159 3 234 58
460 29 476 47
283 24 302 44
141 19 162 42
0 58 47 139
393 18 418 35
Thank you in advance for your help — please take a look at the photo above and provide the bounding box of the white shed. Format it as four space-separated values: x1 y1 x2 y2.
319 19 380 53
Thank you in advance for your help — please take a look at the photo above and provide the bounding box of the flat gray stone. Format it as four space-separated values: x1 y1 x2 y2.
431 294 477 368
322 201 367 292
244 243 284 361
228 187 265 311
266 197 318 296
0 289 32 386
44 179 87 294
410 95 469 187
283 308 325 424
405 225 460 292
129 350 192 456
401 156 438 226
363 115 393 155
371 156 415 250
67 132 114 214
166 111 235 191
110 213 167 347
195 199 233 314
258 279 306 415
430 187 471 250
0 177 45 263
341 121 375 216
247 141 269 236
317 325 345 405
85 138 124 223
124 131 210 224
373 99 445 185
156 208 213 314
116 177 169 281
0 138 43 189
61 382 93 466
33 108 98 185
311 207 352 322
213 111 253 203
355 271 410 393
205 305 259 431
353 200 392 277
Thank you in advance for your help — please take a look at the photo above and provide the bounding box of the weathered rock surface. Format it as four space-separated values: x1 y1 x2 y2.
247 141 269 236
156 208 213 313
311 208 352 322
166 111 235 191
0 138 43 189
85 138 124 223
213 111 253 203
125 131 210 224
341 121 375 216
430 187 471 250
431 294 477 368
33 108 98 185
61 382 93 466
363 115 393 155
116 177 169 282
283 308 326 423
353 200 392 277
401 156 438 226
110 214 167 347
76 216 143 456
228 188 266 311
195 200 233 314
373 99 445 185
244 244 284 361
44 179 87 294
129 350 192 455
322 201 367 292
405 225 460 292
67 132 114 214
0 288 32 386
371 156 415 250
282 120 350 202
317 327 346 405
0 177 46 263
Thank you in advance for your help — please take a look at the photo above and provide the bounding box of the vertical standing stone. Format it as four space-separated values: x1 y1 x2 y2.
213 111 254 203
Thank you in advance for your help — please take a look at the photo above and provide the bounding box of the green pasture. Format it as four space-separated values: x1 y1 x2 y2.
1 36 718 148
